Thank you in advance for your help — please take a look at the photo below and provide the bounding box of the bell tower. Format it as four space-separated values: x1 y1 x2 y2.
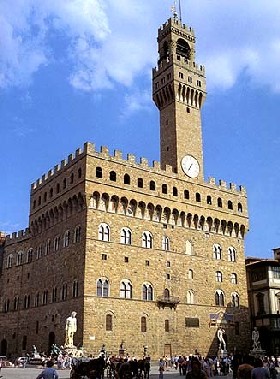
152 15 206 180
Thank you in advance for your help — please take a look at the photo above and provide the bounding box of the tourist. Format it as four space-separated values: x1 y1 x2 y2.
251 358 269 379
36 360 58 379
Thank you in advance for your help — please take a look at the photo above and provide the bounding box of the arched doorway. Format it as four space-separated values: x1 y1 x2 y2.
48 332 55 354
0 339 7 356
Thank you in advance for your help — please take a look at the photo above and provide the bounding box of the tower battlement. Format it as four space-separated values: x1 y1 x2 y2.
158 18 195 39
5 228 30 243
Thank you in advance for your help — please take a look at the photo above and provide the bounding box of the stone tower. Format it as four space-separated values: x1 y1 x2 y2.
153 16 206 180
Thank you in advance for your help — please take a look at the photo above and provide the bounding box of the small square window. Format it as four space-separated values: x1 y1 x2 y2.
102 254 107 261
124 256 129 263
166 261 171 267
145 260 150 266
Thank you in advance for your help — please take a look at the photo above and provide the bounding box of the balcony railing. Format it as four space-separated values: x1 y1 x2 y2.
157 296 180 309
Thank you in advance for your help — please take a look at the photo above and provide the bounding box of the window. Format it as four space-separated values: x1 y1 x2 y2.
213 244 222 260
63 178 67 189
50 188 53 198
231 273 238 284
70 173 74 184
228 247 236 262
78 168 82 178
238 203 243 213
232 292 239 307
106 314 113 331
166 273 170 280
124 256 129 263
141 316 147 332
173 187 178 196
207 196 212 205
120 228 132 245
145 260 150 266
188 269 193 279
184 190 190 199
63 230 71 247
196 193 201 202
13 296 19 311
228 200 233 210
165 320 170 332
185 318 199 327
217 198 222 208
62 284 67 301
98 223 110 242
149 181 155 190
45 239 51 255
162 236 170 251
97 279 109 297
16 251 24 266
256 292 265 314
6 254 13 268
164 288 170 299
166 261 171 267
42 290 48 305
27 249 33 263
162 184 167 194
34 292 40 307
52 287 57 303
74 226 81 243
142 231 153 249
120 280 132 299
138 178 143 188
102 254 107 261
72 280 79 298
272 267 280 279
24 295 30 309
4 299 10 313
110 171 116 181
36 245 43 259
142 284 153 301
215 271 222 282
124 174 130 185
56 183 60 194
54 236 60 252
96 167 102 178
187 290 194 304
215 290 225 306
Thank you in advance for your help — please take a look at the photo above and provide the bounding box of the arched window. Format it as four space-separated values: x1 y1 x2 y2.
16 251 24 266
120 280 132 299
98 223 110 242
232 292 239 307
187 290 194 304
184 190 190 199
13 296 19 311
6 254 13 268
196 193 201 202
138 178 143 188
176 38 191 59
74 226 81 243
24 295 30 309
106 314 113 331
142 231 153 249
54 236 60 252
188 269 193 279
70 173 74 184
45 239 51 255
78 168 82 178
124 174 130 185
149 181 155 190
213 244 222 260
96 167 102 178
120 228 132 245
215 271 222 282
173 187 178 196
141 316 147 332
63 230 71 248
34 292 40 307
72 280 79 298
36 245 43 259
231 273 237 284
215 290 225 306
50 188 53 198
162 236 170 251
207 196 212 205
27 248 33 263
97 279 109 297
162 184 167 194
185 240 193 255
228 200 233 210
63 178 67 189
56 183 60 194
110 171 116 181
164 288 170 300
228 247 236 262
52 287 57 303
238 203 243 213
61 284 67 301
42 290 48 305
217 198 223 208
142 283 153 301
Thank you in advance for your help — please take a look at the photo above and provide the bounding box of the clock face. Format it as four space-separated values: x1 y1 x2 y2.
181 155 200 178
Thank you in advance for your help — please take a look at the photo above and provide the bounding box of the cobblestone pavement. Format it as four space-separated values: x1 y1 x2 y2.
0 365 231 379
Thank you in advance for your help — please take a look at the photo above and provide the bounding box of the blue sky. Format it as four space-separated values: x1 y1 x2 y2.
1 0 280 258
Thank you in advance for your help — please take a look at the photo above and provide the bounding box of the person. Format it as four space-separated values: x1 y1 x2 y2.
36 360 58 379
237 363 253 379
217 328 226 350
251 358 270 379
159 358 165 379
65 311 77 347
186 359 208 379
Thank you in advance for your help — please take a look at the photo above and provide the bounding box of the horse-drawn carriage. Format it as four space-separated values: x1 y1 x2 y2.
70 356 106 379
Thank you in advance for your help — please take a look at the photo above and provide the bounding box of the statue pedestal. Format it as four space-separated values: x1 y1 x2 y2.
250 348 266 359
218 349 228 358
64 347 84 358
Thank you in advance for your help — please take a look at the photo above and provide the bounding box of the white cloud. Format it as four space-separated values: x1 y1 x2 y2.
121 90 152 120
1 0 280 94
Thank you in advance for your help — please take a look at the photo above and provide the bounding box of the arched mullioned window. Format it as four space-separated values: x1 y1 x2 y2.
37 245 43 259
124 174 130 185
13 296 19 311
207 195 212 205
215 271 222 282
74 226 81 243
63 230 71 248
162 236 170 251
52 287 57 303
228 200 233 210
45 239 51 255
98 223 110 242
6 254 13 268
162 184 167 194
213 244 222 260
232 292 239 307
27 249 33 263
96 167 102 178
72 280 79 298
120 228 132 245
109 171 116 182
228 247 236 262
186 290 194 304
215 290 225 306
142 231 153 249
231 273 238 284
97 279 109 297
34 292 40 307
184 190 190 199
54 236 60 252
106 314 113 331
238 203 243 213
149 181 155 190
173 187 178 196
196 193 201 202
120 280 132 299
217 198 222 208
142 283 153 301
16 251 24 266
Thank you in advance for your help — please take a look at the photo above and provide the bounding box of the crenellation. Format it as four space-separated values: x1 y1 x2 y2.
61 159 66 168
230 183 237 191
153 161 161 171
219 180 227 189
84 142 96 154
114 150 122 160
139 157 148 167
68 153 74 163
100 145 109 157
54 164 60 173
209 177 216 185
75 148 82 157
127 153 136 164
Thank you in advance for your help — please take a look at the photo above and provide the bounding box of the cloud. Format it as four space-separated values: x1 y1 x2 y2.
1 0 280 94
121 89 152 120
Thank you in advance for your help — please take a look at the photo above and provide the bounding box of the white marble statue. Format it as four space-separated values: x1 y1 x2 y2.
65 311 77 347
217 327 226 351
252 327 261 350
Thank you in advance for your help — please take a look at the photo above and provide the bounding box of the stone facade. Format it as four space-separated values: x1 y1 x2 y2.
0 16 250 358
